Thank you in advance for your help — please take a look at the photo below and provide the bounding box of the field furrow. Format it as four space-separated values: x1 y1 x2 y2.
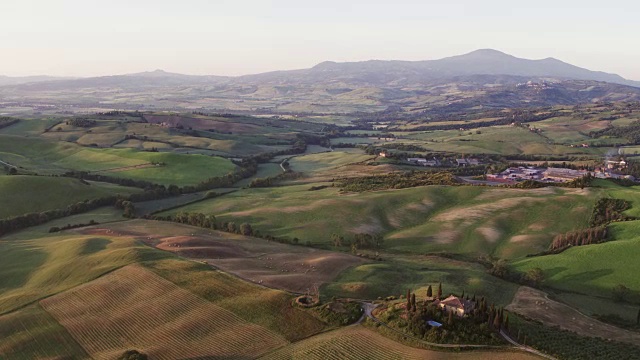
40 264 288 359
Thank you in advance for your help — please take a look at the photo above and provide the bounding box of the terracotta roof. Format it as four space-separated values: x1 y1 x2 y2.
440 295 464 309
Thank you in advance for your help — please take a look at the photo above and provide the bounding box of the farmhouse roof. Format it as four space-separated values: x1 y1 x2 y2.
440 295 465 309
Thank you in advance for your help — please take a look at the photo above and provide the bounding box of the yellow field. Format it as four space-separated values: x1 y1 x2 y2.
260 326 540 360
40 265 288 360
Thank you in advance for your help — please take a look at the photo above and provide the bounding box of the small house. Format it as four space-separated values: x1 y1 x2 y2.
433 295 474 317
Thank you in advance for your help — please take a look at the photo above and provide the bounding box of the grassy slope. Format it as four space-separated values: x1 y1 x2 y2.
0 175 139 219
322 255 519 307
0 134 237 186
161 184 595 259
512 220 640 301
0 232 166 315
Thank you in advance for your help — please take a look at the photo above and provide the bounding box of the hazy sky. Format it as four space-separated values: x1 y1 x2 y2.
1 0 639 79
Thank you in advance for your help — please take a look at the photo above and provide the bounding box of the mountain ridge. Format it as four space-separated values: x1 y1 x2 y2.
1 49 637 88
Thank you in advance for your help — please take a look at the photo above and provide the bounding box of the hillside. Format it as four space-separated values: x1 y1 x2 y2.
2 50 640 115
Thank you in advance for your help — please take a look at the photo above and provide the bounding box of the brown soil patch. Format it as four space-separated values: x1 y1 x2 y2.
476 226 501 243
509 235 536 243
141 229 366 294
507 286 640 346
432 197 544 225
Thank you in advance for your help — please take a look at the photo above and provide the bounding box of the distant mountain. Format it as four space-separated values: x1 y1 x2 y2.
2 50 639 114
0 75 74 86
8 69 228 91
237 49 640 87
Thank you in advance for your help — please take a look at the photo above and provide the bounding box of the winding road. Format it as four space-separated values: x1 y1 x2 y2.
358 301 557 359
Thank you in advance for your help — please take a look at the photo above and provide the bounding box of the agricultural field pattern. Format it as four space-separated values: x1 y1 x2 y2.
3 53 640 360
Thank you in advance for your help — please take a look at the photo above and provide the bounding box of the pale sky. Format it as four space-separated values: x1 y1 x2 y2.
1 0 639 80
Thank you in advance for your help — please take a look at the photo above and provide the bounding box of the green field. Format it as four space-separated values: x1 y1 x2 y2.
161 184 596 259
0 175 139 219
322 254 520 306
0 135 237 186
512 220 640 302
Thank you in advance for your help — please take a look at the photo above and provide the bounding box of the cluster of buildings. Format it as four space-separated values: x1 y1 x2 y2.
407 157 440 167
404 157 482 167
455 158 481 167
487 166 588 183
488 164 635 183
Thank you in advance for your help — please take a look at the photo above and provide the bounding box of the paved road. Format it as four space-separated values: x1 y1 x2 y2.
359 301 557 359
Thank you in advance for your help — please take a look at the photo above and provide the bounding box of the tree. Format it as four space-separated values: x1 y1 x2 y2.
637 308 640 325
118 350 148 360
239 223 253 236
493 311 502 332
524 268 545 287
612 284 631 302
227 222 237 233
8 167 17 175
406 289 411 309
447 310 454 326
411 293 416 312
437 282 442 299
331 233 344 247
426 285 433 298
503 313 509 330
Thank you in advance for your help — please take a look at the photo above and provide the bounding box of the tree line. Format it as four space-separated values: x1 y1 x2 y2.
0 117 19 130
337 171 460 192
150 212 306 246
0 196 118 237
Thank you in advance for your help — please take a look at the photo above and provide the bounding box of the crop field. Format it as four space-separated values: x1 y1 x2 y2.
0 305 88 359
96 219 366 294
322 255 520 306
161 184 597 259
511 220 640 300
288 151 375 176
260 325 539 360
0 175 139 219
144 258 327 341
506 286 640 346
40 265 289 360
403 126 603 155
0 232 164 314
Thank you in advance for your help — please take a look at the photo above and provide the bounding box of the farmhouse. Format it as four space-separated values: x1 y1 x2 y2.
455 158 481 167
542 168 588 182
433 295 474 317
407 157 440 167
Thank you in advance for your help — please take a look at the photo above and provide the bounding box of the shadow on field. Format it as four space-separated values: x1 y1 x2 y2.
80 237 112 255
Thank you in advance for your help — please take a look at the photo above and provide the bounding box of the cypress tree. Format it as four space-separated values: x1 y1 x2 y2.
461 290 465 298
504 313 509 330
406 289 411 309
447 310 454 326
427 285 433 298
637 308 640 325
411 293 416 311
437 282 442 299
493 312 502 331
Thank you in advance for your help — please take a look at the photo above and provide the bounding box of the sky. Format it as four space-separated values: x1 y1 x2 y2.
1 0 639 80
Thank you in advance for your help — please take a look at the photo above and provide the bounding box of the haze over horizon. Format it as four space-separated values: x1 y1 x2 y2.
2 0 639 80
